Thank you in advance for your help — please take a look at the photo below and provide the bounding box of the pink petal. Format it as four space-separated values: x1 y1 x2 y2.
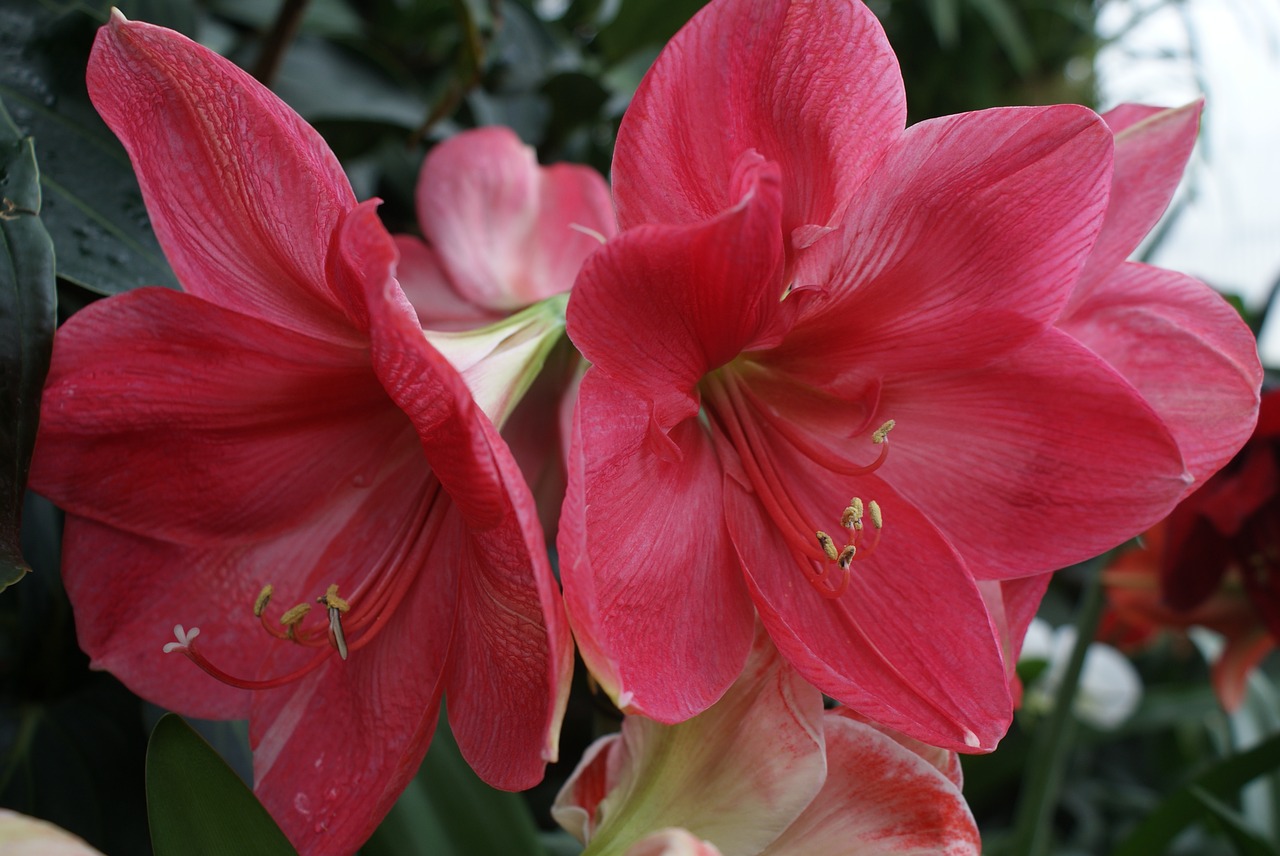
759 713 980 856
880 326 1190 579
627 830 725 856
57 430 425 722
829 707 966 791
558 372 755 722
393 235 498 330
613 0 905 238
567 158 788 434
726 462 1012 752
30 288 405 546
349 201 573 786
250 491 458 856
1058 263 1261 485
783 105 1113 383
87 14 359 343
417 126 615 311
553 629 826 855
1069 101 1202 308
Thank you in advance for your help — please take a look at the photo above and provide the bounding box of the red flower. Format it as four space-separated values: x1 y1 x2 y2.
559 0 1260 752
1106 390 1280 710
30 15 571 854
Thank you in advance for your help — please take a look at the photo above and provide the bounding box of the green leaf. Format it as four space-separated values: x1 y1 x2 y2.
0 0 178 295
1112 732 1280 856
0 96 55 593
146 714 297 856
361 710 547 856
1186 786 1278 856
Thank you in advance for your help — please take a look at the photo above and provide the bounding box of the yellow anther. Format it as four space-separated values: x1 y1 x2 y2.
253 585 274 617
871 420 895 445
318 584 350 613
868 500 882 529
838 545 856 569
841 504 862 530
815 531 839 561
280 602 312 626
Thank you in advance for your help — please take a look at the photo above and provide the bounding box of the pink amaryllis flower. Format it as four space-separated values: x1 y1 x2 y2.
394 126 617 535
29 14 571 855
560 0 1261 751
552 629 980 856
394 125 615 331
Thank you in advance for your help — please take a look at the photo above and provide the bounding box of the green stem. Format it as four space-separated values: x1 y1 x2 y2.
1009 563 1106 856
253 0 311 87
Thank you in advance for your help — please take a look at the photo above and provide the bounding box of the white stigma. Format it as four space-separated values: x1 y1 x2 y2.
163 624 200 653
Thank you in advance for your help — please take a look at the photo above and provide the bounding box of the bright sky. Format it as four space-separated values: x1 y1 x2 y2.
1095 0 1280 362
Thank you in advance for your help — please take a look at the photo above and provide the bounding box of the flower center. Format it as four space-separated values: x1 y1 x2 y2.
702 370 892 599
162 577 395 690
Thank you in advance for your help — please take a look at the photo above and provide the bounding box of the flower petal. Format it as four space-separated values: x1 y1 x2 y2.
727 465 1012 752
627 830 725 856
347 201 573 787
393 235 497 331
553 629 826 855
87 14 359 343
417 126 615 311
249 494 458 856
567 159 787 433
1069 101 1202 307
1058 263 1261 485
559 372 755 722
613 0 905 237
758 713 980 856
784 105 1113 382
881 326 1190 578
31 288 403 546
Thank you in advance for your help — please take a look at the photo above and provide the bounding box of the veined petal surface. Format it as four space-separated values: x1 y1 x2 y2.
87 14 359 343
613 0 905 236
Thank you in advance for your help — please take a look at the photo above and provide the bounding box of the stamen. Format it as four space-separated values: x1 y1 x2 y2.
317 585 352 660
328 608 349 660
280 602 312 626
815 531 839 561
254 585 274 617
318 584 350 613
701 370 895 600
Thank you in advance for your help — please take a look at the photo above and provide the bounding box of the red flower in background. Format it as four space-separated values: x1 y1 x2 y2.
1106 390 1280 711
30 15 571 854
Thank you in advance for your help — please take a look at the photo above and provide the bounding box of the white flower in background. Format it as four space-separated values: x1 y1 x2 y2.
1021 617 1143 730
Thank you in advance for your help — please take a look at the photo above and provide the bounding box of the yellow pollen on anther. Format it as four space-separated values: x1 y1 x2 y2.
815 531 839 561
253 585 274 617
871 420 896 444
838 545 856 569
868 500 882 529
280 602 311 626
841 503 863 530
318 584 350 613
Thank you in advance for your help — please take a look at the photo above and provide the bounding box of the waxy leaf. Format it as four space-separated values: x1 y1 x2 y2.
0 0 177 295
1112 731 1280 856
146 714 296 856
361 712 547 856
0 96 55 592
